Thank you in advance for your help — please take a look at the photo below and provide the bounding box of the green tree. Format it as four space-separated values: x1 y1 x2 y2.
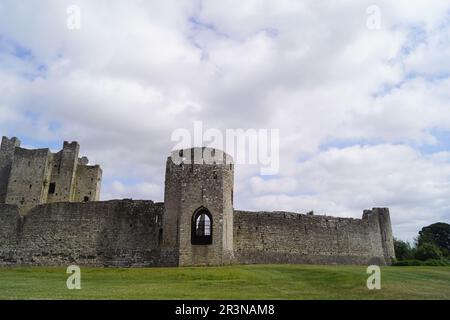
414 243 443 261
417 222 450 257
393 238 414 260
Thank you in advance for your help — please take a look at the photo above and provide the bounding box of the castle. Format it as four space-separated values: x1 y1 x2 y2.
0 137 395 267
0 136 102 213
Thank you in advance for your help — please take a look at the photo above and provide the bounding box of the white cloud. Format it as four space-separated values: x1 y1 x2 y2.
250 176 298 195
242 145 450 241
0 0 449 241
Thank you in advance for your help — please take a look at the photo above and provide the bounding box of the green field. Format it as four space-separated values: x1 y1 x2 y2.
0 264 449 300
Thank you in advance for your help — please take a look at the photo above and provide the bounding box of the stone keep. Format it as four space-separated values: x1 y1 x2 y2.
163 147 234 266
0 136 102 213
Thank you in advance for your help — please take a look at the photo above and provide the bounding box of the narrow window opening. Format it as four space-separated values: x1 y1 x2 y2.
158 228 163 245
83 196 89 202
48 183 56 194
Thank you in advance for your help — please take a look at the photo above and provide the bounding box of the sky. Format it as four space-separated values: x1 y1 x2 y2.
0 0 449 242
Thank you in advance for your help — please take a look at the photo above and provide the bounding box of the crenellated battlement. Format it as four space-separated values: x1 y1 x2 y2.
63 141 79 150
1 136 21 152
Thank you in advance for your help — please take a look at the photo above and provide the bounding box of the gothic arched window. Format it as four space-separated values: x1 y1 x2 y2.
191 207 212 245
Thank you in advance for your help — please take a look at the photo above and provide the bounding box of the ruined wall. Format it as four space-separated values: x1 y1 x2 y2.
46 141 79 204
74 164 102 202
0 137 21 203
0 204 21 264
1 138 102 210
0 200 395 267
233 208 395 265
5 147 53 213
366 208 395 263
0 200 176 267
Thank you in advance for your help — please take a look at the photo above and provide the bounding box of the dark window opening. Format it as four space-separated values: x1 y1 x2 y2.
83 196 90 202
48 183 56 194
29 184 32 189
191 207 212 245
158 228 163 245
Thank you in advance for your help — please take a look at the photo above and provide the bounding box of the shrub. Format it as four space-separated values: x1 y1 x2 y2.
392 259 450 266
414 243 443 261
394 238 414 260
392 259 422 266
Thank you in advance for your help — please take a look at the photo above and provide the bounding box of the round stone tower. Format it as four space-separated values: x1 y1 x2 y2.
162 147 234 266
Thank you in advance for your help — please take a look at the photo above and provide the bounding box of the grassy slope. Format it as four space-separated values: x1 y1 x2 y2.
0 265 449 300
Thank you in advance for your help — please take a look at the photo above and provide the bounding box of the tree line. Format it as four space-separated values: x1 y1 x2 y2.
393 222 450 266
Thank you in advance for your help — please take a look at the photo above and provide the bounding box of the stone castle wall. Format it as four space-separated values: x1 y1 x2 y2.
0 137 21 203
0 141 395 267
234 208 394 265
0 200 394 267
0 204 21 263
5 147 53 213
73 164 102 202
0 200 176 267
46 141 80 204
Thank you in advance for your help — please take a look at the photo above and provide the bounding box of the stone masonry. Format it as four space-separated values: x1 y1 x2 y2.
0 139 396 267
0 137 102 213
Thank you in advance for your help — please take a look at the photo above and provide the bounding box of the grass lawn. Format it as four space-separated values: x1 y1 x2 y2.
0 264 449 300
